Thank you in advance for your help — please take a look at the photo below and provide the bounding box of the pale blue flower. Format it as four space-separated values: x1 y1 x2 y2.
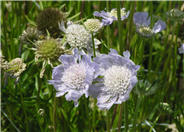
89 49 140 110
178 44 184 54
133 12 166 37
49 49 99 107
93 8 130 26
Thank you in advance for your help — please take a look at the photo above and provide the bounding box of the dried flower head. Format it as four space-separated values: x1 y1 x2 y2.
6 58 26 78
93 8 129 25
166 8 184 21
133 12 166 37
178 44 184 54
84 19 103 33
20 26 42 44
36 8 65 37
0 50 8 69
49 49 99 106
89 49 140 110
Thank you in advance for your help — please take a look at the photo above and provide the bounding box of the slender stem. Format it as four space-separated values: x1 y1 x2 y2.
117 1 123 53
91 33 96 57
106 1 110 47
124 102 128 132
106 110 110 132
118 104 123 132
148 38 153 73
20 91 29 132
53 96 56 132
132 96 141 131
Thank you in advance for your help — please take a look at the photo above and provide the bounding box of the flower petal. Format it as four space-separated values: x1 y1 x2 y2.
133 12 150 26
152 20 166 33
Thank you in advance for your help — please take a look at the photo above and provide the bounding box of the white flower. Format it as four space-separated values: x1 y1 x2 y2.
49 49 99 106
89 49 140 110
60 23 91 49
84 19 103 33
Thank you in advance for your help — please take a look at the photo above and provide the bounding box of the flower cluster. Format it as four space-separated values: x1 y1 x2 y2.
133 12 166 37
49 48 140 110
94 8 130 25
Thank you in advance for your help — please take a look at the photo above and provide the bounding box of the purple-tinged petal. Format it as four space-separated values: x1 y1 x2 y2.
59 55 75 65
179 44 184 54
109 49 119 55
97 95 117 110
152 20 166 33
133 12 150 26
123 50 130 58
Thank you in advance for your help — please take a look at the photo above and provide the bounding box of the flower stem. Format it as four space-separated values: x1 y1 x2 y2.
148 38 153 73
91 33 96 57
106 1 110 47
124 102 128 132
118 104 123 132
132 96 141 131
117 1 123 53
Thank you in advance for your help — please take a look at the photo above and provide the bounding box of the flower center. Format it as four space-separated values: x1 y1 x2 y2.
104 65 131 95
109 9 127 18
138 26 153 36
61 63 86 89
66 24 90 48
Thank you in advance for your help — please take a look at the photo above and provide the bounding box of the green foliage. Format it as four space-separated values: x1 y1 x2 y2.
1 1 184 132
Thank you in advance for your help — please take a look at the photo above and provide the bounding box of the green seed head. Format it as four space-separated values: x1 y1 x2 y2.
35 38 64 60
36 8 65 38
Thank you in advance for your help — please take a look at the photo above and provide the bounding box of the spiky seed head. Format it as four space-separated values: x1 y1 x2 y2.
6 58 26 77
84 19 102 33
36 8 65 38
35 38 64 61
20 26 41 44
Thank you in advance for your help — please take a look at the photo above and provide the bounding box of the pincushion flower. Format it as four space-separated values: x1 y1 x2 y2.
84 19 103 33
49 49 99 106
59 22 101 53
93 8 130 25
33 37 71 78
90 49 140 110
133 12 166 37
178 44 184 54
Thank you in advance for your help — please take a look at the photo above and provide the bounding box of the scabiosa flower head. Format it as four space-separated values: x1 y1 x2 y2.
35 38 64 61
178 44 184 54
84 19 103 33
33 37 71 78
20 26 42 44
93 8 129 26
49 49 99 106
62 23 91 49
133 12 166 37
36 8 65 38
166 8 184 21
6 58 26 78
90 49 140 110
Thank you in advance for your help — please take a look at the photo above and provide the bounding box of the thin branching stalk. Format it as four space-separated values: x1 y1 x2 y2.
91 33 96 57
